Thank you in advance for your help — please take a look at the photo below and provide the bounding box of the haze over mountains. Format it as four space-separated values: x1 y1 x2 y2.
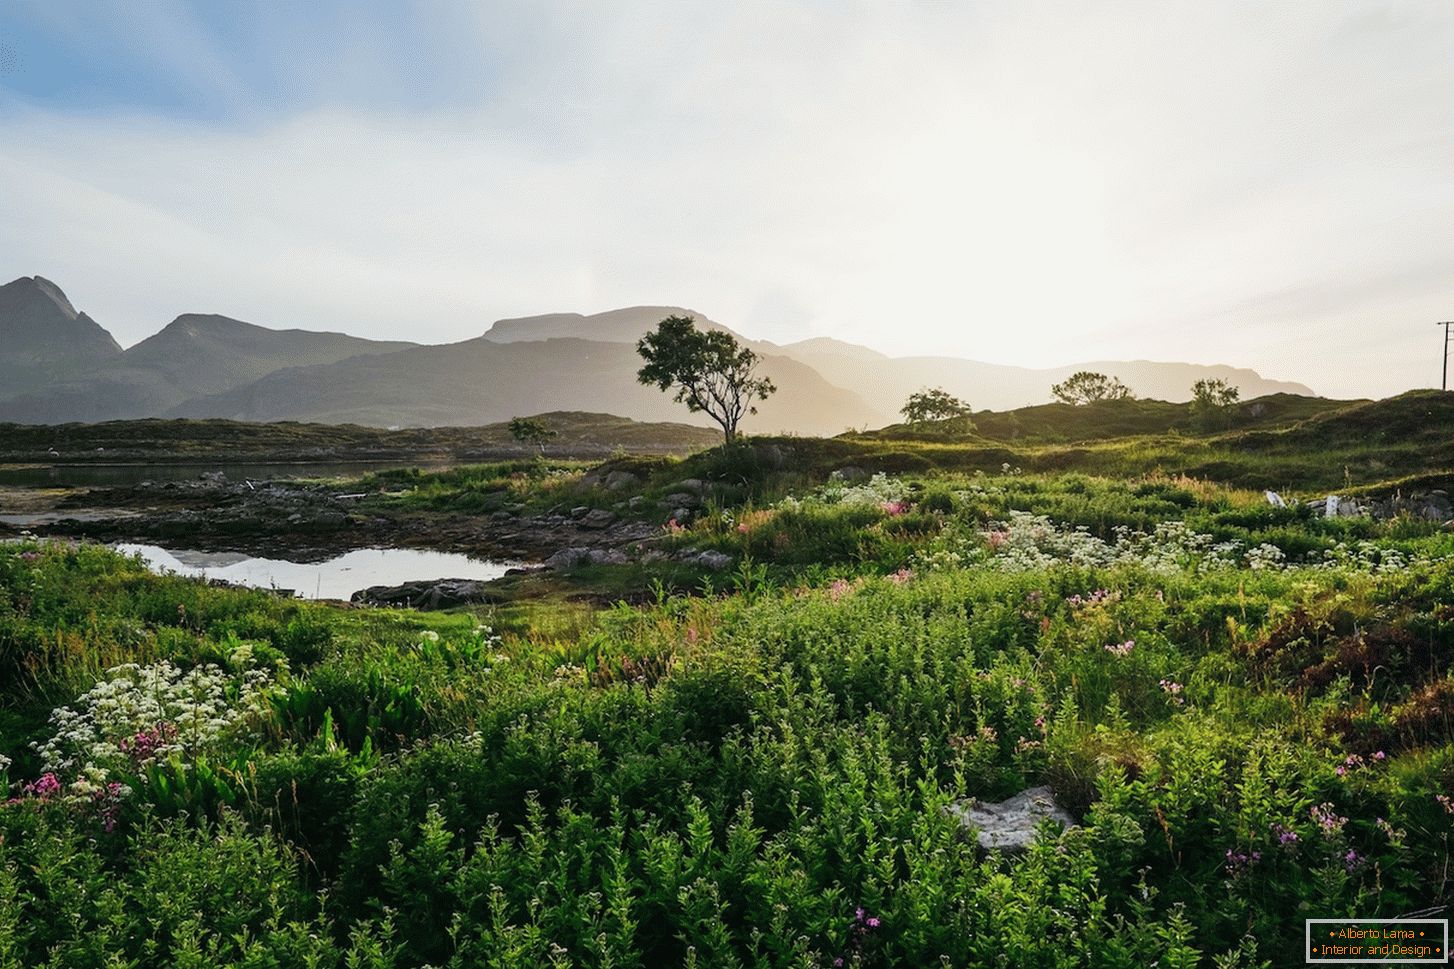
0 277 1316 432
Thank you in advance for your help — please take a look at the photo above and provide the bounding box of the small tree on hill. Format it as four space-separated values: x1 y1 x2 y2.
508 416 557 454
1190 378 1240 429
636 315 775 447
1051 371 1134 405
901 387 974 432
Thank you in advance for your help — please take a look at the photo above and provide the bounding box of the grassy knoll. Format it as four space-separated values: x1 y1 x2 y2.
4 439 1454 965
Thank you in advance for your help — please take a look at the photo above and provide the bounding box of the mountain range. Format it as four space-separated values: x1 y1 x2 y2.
0 276 1316 432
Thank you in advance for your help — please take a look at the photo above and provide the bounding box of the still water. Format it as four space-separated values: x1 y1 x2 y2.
116 544 516 600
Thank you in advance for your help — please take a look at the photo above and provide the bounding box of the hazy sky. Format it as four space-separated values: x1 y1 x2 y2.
2 2 1451 398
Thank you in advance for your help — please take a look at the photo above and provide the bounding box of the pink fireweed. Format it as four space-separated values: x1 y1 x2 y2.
880 500 907 516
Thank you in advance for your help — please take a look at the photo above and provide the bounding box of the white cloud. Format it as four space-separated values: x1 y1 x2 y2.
1 2 1451 397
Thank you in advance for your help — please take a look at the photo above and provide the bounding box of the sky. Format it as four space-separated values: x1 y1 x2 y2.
1 2 1451 398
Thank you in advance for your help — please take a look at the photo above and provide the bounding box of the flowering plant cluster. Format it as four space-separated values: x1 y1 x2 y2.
776 472 907 511
29 654 278 798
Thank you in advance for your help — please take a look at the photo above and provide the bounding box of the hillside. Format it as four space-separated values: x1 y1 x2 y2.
0 411 720 462
0 276 122 397
0 314 416 423
168 335 889 434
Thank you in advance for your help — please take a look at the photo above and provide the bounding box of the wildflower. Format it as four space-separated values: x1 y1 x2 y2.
1310 802 1347 835
1224 848 1261 877
880 500 907 516
1372 750 1386 762
1104 640 1135 657
1343 849 1364 873
23 772 63 800
0 753 10 774
1159 679 1184 705
866 917 881 929
420 630 441 642
1033 716 1047 733
887 567 914 586
1271 823 1299 847
1436 794 1454 814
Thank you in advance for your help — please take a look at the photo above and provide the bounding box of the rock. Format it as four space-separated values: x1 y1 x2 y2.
669 507 694 524
605 471 641 491
831 466 870 482
580 508 617 530
490 510 513 521
199 470 227 484
570 506 590 519
545 546 628 568
944 785 1077 854
1264 490 1286 508
628 495 647 510
683 549 733 571
351 578 496 610
670 478 708 496
663 492 700 508
546 547 593 569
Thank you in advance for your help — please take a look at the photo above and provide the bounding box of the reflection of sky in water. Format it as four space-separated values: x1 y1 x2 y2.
115 544 516 600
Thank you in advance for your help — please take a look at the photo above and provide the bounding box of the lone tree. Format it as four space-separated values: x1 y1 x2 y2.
508 416 557 454
1051 371 1134 405
636 315 775 446
901 387 973 432
1190 378 1240 428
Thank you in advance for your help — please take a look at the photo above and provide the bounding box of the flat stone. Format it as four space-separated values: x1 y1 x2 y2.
945 785 1077 854
580 508 617 529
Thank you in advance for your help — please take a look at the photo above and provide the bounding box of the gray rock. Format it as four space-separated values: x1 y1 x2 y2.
570 506 590 519
545 547 593 569
686 549 733 571
831 466 870 482
628 495 647 510
669 507 694 524
351 578 496 610
664 492 700 508
605 471 641 491
546 546 628 568
670 478 708 495
580 508 617 530
945 785 1077 854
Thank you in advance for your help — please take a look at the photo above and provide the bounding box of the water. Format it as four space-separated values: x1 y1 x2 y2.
0 461 449 489
115 544 518 600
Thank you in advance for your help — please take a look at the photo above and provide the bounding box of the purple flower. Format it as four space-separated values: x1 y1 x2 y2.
1343 849 1363 873
866 917 881 929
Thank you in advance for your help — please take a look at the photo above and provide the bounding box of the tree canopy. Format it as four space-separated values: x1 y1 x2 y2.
900 387 974 431
1051 371 1134 405
636 316 775 445
507 416 557 453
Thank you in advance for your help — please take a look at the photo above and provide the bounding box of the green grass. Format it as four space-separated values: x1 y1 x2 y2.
5 450 1454 965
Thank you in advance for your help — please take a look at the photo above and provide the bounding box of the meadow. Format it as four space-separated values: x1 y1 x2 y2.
3 421 1454 965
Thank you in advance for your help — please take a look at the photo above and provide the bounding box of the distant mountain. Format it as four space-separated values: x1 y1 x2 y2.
0 312 415 423
171 336 888 434
0 276 122 397
779 339 1316 413
0 276 1318 430
488 309 1315 414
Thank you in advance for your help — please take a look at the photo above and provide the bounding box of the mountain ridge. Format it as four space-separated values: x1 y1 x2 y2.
0 276 1319 429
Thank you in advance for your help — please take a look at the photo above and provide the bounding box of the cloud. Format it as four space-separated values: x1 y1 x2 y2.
1 2 1451 397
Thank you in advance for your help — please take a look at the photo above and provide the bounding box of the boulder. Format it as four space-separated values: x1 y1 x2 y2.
546 546 627 568
351 578 496 610
831 466 870 482
670 478 708 496
944 785 1077 854
570 506 590 519
682 549 733 571
605 471 641 491
664 492 700 508
580 508 617 530
545 547 593 568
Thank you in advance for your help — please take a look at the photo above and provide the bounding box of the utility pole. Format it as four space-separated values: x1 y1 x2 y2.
1440 321 1453 391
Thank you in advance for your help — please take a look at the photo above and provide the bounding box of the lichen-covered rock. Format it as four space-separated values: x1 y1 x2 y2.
945 785 1077 854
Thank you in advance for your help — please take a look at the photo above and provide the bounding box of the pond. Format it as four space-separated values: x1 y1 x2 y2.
115 544 518 600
